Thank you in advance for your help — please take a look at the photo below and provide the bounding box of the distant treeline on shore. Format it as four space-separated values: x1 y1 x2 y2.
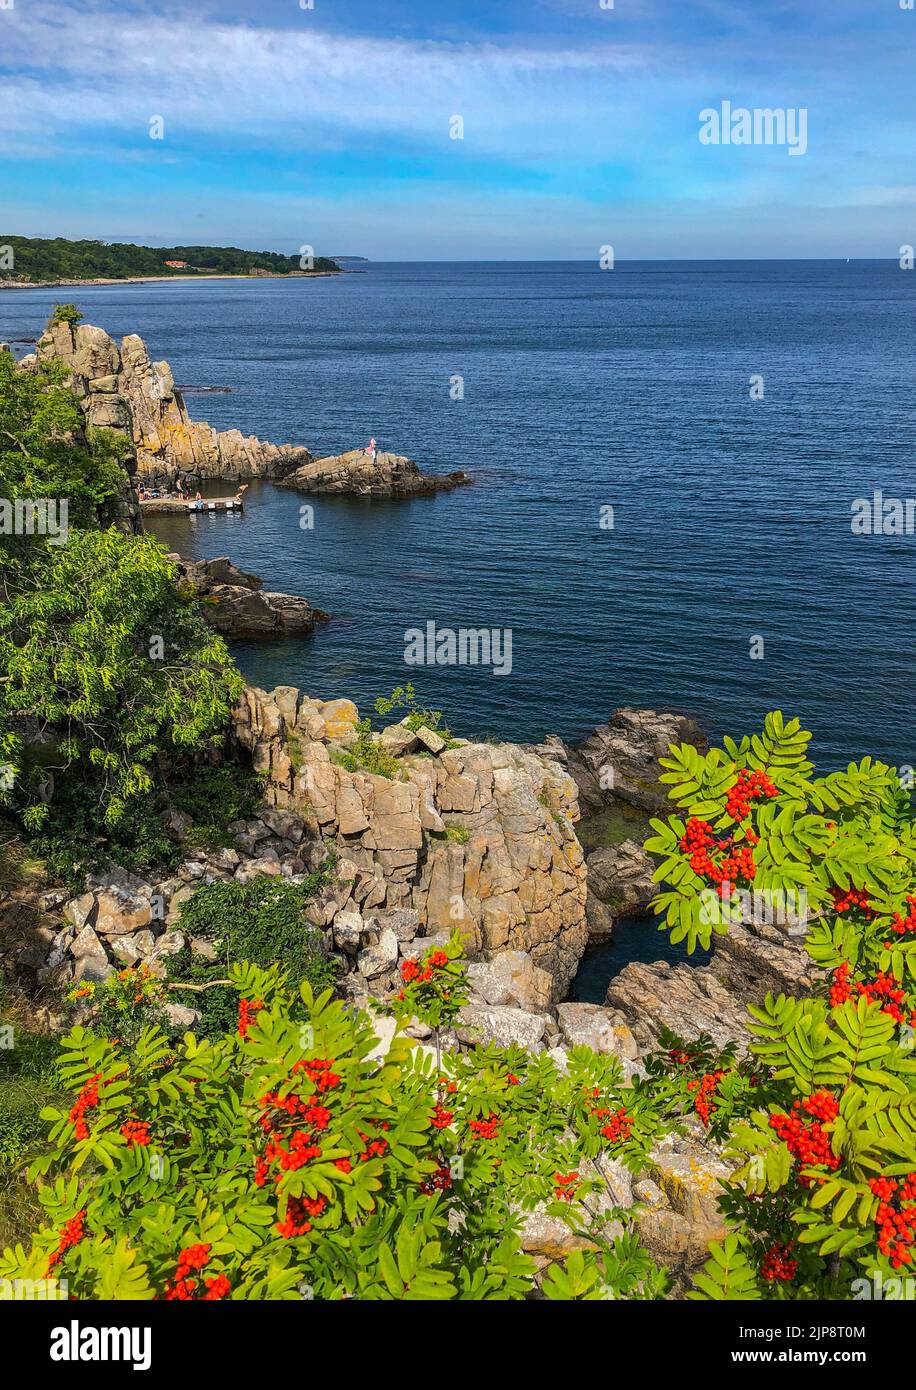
0 235 341 282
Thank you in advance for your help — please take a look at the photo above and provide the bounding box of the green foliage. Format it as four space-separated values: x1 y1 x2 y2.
385 931 470 1032
0 964 675 1300
165 873 337 1038
0 235 338 283
22 762 260 892
47 304 83 327
0 350 124 545
0 529 243 827
0 1020 65 1248
66 966 168 1049
646 712 916 1299
374 683 456 745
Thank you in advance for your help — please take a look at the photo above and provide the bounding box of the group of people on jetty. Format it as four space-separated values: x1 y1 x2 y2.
136 439 380 509
136 477 249 508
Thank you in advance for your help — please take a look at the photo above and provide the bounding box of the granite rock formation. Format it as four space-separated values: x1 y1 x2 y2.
24 321 311 488
277 448 469 498
230 684 588 998
606 915 823 1052
25 321 469 496
171 555 328 639
566 707 708 813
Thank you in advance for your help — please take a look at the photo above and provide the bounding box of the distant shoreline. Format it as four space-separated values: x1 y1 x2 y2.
0 271 341 291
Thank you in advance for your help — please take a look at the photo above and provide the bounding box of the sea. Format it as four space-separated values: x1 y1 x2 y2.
4 259 914 775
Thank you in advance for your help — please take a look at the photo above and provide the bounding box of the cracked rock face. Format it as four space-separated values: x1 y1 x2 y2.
231 684 589 999
605 916 822 1053
276 448 469 498
31 320 312 486
566 707 708 813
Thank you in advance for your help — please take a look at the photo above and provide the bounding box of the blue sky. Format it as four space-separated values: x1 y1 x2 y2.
1 0 914 258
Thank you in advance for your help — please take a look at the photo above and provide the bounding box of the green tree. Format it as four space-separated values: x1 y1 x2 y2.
0 349 124 545
0 529 243 826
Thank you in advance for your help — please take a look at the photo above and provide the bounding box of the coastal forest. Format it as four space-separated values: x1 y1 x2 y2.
0 236 340 282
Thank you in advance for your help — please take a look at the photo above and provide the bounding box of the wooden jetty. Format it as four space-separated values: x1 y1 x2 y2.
139 495 245 515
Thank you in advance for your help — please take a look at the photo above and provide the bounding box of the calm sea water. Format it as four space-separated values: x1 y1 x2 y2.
4 261 914 769
569 915 714 1002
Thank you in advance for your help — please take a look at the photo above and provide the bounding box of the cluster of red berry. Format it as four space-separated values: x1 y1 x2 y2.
120 1119 151 1148
769 1092 841 1186
275 1194 328 1239
868 1174 916 1268
164 1243 230 1300
237 997 264 1039
687 1069 726 1127
830 963 915 1026
725 769 778 821
399 948 450 986
553 1171 580 1203
830 886 873 918
420 1163 454 1195
760 1241 798 1282
889 895 916 938
679 818 757 898
468 1112 501 1140
396 948 451 1001
253 1053 384 1237
597 1106 634 1146
45 1209 87 1276
431 1103 454 1130
68 1074 102 1141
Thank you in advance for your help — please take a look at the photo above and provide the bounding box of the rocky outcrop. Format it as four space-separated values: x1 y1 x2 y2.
230 684 588 998
277 448 469 498
566 707 708 814
26 321 312 488
172 555 328 639
585 839 657 940
606 916 822 1052
26 322 470 496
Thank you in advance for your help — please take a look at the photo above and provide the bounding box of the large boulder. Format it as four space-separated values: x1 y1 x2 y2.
568 707 708 813
277 448 469 498
555 1002 639 1060
456 1003 548 1051
86 867 154 937
466 951 554 1012
172 555 327 639
585 839 656 939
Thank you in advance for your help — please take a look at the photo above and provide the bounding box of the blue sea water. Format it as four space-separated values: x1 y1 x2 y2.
4 260 914 770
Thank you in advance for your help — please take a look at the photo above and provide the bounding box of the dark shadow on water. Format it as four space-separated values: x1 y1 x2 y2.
569 913 713 1004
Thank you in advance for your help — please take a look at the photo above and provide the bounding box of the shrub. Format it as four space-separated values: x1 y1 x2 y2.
0 1018 65 1248
644 711 916 1298
375 683 457 747
165 873 337 1038
47 304 83 327
0 530 243 828
0 959 680 1300
24 761 264 892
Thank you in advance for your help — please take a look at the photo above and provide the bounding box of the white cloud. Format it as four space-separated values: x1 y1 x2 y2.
0 4 650 158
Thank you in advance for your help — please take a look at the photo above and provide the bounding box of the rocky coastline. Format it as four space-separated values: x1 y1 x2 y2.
5 690 786 1272
23 319 468 496
1 315 820 1279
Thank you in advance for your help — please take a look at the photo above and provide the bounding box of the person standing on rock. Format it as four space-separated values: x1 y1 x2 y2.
368 436 378 461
